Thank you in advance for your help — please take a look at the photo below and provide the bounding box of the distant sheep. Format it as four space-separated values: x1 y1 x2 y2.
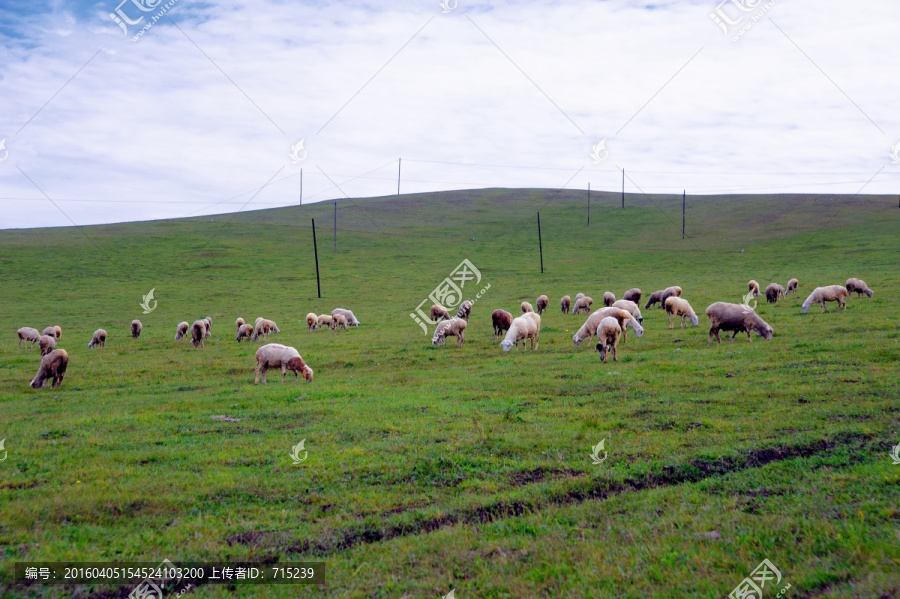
521 301 534 313
39 335 57 356
665 297 699 328
432 317 467 346
316 314 334 330
456 300 473 321
748 280 760 298
191 320 206 348
765 283 785 304
492 309 513 337
89 329 107 348
644 290 664 309
30 349 69 389
658 286 683 310
573 295 593 315
202 317 213 339
175 322 189 341
575 293 585 300
622 288 642 304
603 291 616 307
235 317 245 330
705 302 773 343
500 312 541 352
42 326 62 341
560 295 571 314
431 304 451 322
785 278 799 297
254 343 313 385
595 317 622 363
236 324 255 342
535 295 548 314
331 308 360 327
845 278 873 298
573 307 643 346
801 285 849 314
333 314 349 330
611 300 643 324
131 319 142 339
17 327 41 349
306 313 317 331
252 318 279 341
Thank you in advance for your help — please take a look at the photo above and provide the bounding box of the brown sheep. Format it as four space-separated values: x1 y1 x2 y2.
235 317 246 330
603 291 616 307
521 301 534 313
131 319 142 339
39 335 57 356
801 285 849 314
705 302 773 343
658 286 683 310
845 278 873 298
622 288 642 304
30 349 69 388
644 290 664 309
785 278 799 297
535 295 549 314
765 283 785 304
492 309 513 337
560 295 571 314
573 296 593 315
42 326 62 341
191 320 206 347
430 304 451 322
306 313 317 331
236 324 255 342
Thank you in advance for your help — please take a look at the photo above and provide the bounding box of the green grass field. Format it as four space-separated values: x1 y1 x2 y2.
1 189 899 598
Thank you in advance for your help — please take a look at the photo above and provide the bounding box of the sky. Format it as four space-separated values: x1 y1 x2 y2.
0 0 898 228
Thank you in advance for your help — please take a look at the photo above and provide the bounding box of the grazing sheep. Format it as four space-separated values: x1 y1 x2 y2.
705 302 773 343
644 290 664 309
202 317 213 339
845 278 873 298
611 300 643 324
431 304 450 322
801 285 849 314
42 326 62 341
331 308 360 327
575 293 585 300
500 312 541 352
432 317 467 346
622 288 642 304
30 349 69 389
595 317 622 363
560 295 571 314
492 309 513 337
765 283 785 304
535 295 549 314
665 296 699 328
252 318 279 341
332 314 349 330
658 286 683 310
236 324 255 342
39 335 56 356
175 321 189 341
191 320 206 348
235 317 245 330
748 280 760 298
573 295 594 315
603 291 616 307
89 328 107 348
131 319 142 339
17 327 41 349
521 301 534 313
316 314 334 331
254 343 313 385
573 307 643 346
306 313 317 331
456 300 473 321
785 278 799 297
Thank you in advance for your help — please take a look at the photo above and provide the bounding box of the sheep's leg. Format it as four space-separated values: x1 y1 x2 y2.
281 365 288 383
612 341 618 361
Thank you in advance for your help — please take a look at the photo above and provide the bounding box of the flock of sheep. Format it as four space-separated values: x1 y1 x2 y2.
14 275 873 389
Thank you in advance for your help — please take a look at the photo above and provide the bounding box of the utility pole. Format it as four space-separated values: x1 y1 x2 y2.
397 158 401 195
311 219 321 298
587 182 591 226
537 212 544 274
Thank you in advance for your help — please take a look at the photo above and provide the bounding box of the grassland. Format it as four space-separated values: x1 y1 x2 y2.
1 189 899 598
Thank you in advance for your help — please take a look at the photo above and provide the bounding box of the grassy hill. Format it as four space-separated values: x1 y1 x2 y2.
1 189 899 598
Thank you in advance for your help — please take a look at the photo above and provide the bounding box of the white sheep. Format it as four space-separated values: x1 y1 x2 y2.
89 328 107 348
235 317 246 330
42 326 62 340
535 295 548 314
595 317 622 363
431 304 451 322
252 318 280 341
603 291 616 307
175 322 189 341
801 285 849 314
845 278 873 298
316 314 334 331
254 343 313 384
456 300 473 321
39 335 57 356
17 327 41 349
573 308 643 346
705 302 773 343
306 313 317 331
30 349 69 389
748 280 760 298
560 295 571 314
332 314 349 330
331 308 360 327
236 324 255 342
521 301 534 313
611 300 643 324
202 316 213 339
191 320 206 347
572 295 593 314
664 296 699 328
432 317 468 346
131 319 142 339
500 312 541 352
785 278 799 297
658 286 683 310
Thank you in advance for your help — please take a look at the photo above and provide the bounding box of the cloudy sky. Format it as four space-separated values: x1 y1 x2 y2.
1 0 898 228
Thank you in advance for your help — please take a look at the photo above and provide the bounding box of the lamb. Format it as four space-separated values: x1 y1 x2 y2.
500 312 541 352
331 308 360 327
705 302 773 343
254 343 313 385
492 309 513 337
785 278 799 297
611 300 643 324
456 300 473 321
664 296 699 328
658 286 683 310
17 327 41 349
644 290 664 309
30 349 68 388
42 326 62 340
573 307 643 346
560 295 571 314
332 314 349 330
845 278 873 298
432 317 467 346
535 295 548 314
316 315 334 331
306 313 317 331
131 319 142 339
431 304 451 322
521 301 534 313
603 291 616 307
39 335 57 356
765 283 785 304
191 320 206 347
175 322 189 341
801 285 849 314
573 295 593 315
89 328 107 348
595 317 622 363
622 288 642 304
236 324 255 342
748 280 760 298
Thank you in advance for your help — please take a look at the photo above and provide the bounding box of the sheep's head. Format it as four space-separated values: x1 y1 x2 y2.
572 332 584 346
29 376 43 389
801 303 810 314
500 340 513 352
303 366 314 382
866 289 874 298
690 315 699 326
596 342 606 361
627 319 644 337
